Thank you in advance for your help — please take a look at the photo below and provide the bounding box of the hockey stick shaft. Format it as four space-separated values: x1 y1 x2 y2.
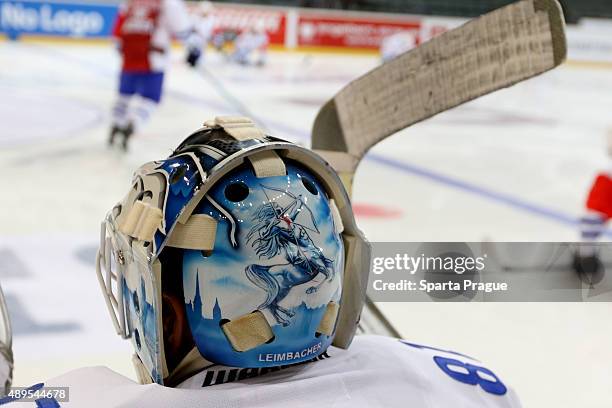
312 0 567 190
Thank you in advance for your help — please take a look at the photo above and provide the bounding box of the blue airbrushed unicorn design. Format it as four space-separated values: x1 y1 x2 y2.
245 185 336 326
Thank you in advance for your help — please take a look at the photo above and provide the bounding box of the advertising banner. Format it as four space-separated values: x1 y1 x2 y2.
204 4 286 45
7 0 612 65
0 0 118 38
297 13 421 48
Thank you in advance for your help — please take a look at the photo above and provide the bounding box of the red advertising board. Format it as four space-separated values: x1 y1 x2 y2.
185 3 436 50
297 14 421 48
204 5 287 45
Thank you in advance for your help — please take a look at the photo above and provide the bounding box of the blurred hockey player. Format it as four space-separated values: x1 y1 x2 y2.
1 118 521 407
232 20 269 66
109 0 203 150
380 31 417 63
212 28 239 55
574 131 612 283
185 1 216 67
0 284 13 397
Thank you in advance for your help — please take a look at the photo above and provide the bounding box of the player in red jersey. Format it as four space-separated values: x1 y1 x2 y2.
574 132 612 284
109 0 202 150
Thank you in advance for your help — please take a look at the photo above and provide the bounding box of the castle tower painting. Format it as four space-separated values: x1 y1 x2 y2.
187 269 222 324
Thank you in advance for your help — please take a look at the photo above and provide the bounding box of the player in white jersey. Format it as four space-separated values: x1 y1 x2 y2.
232 21 269 66
185 1 216 67
109 0 202 150
0 118 521 407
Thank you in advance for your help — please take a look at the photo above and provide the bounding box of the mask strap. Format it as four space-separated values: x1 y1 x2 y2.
316 302 340 336
119 200 163 242
221 311 274 352
329 199 344 234
166 214 217 251
247 150 287 178
204 117 287 178
203 116 265 140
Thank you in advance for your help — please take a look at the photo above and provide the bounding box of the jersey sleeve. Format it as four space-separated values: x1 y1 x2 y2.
112 5 127 39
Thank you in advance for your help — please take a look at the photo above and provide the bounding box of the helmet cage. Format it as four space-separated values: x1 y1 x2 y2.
0 284 13 395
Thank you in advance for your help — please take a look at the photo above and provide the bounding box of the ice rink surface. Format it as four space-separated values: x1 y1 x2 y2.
1 39 612 407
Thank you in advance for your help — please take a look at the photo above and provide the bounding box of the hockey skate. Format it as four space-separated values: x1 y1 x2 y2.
108 123 134 151
573 252 604 287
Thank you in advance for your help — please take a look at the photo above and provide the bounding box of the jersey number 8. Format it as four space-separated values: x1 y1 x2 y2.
434 356 507 396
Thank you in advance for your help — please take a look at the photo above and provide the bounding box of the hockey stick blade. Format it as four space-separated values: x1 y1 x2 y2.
311 0 567 191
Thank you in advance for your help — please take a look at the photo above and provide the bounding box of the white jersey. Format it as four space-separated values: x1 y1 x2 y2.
235 31 268 51
3 336 521 407
232 30 268 65
193 14 216 44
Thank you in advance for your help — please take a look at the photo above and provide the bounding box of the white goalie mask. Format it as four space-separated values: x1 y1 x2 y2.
96 117 370 385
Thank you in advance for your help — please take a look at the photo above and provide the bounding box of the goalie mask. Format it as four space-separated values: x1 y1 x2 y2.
96 117 370 385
